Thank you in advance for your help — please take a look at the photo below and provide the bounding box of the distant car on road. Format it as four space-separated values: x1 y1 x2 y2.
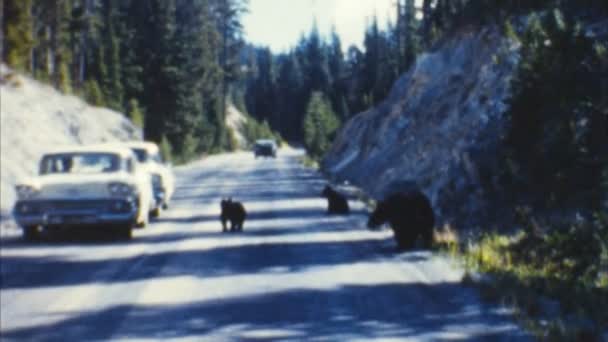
253 139 278 158
12 145 154 240
122 141 175 217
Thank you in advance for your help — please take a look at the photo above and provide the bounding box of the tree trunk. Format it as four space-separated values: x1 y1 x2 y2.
0 0 4 63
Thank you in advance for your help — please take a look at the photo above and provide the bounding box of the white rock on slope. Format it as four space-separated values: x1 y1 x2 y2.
0 65 141 217
323 27 520 230
225 103 248 149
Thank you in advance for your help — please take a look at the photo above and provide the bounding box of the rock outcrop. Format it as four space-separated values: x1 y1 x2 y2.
323 27 520 230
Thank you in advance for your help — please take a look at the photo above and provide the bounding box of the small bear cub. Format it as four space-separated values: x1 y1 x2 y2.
220 198 247 232
321 185 350 215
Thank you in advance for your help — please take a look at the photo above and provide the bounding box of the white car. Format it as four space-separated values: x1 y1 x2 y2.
12 145 154 240
122 141 175 217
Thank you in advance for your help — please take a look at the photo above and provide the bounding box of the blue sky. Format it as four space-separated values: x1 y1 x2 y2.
242 0 397 53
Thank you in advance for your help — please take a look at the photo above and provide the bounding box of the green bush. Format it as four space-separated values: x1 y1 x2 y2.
58 63 72 94
243 117 281 147
84 79 105 107
159 135 173 164
127 98 144 128
303 92 340 160
227 128 240 151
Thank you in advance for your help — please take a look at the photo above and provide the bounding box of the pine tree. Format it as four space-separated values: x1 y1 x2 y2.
328 28 348 120
84 79 105 106
101 0 123 111
212 0 247 131
303 92 340 159
127 98 144 128
275 52 305 140
55 0 73 92
4 0 34 70
506 9 608 206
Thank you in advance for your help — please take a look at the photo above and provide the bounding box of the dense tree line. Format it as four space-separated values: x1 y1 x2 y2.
3 0 606 164
241 0 607 158
2 0 247 161
240 1 420 154
503 9 608 209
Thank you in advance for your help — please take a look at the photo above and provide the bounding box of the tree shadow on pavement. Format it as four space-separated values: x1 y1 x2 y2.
0 236 400 290
2 282 531 341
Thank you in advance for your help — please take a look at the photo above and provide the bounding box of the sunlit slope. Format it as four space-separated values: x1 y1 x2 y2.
0 65 141 216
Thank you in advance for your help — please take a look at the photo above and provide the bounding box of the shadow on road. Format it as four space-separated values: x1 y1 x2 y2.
2 282 528 341
153 206 367 225
0 236 399 290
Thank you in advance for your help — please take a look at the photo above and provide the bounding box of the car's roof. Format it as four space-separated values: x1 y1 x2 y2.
255 139 276 145
121 141 160 153
43 144 136 158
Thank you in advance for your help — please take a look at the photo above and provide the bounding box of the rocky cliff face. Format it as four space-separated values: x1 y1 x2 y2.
323 27 520 230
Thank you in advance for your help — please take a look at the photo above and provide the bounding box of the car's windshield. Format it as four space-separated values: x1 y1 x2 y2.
39 153 121 175
150 152 163 163
255 140 275 147
132 148 148 163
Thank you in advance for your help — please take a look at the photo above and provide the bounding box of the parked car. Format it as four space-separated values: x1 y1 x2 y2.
122 141 175 217
12 145 154 240
253 139 278 158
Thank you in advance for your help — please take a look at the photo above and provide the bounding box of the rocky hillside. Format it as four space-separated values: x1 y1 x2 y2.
0 65 141 216
225 103 248 149
323 27 520 230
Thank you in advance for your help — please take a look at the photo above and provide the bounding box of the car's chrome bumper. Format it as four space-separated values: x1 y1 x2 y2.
13 199 137 228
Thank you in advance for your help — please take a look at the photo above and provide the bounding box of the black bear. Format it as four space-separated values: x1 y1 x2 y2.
220 198 247 232
367 190 435 250
321 185 350 214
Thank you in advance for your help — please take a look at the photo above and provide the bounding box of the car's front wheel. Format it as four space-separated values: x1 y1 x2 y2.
115 225 132 240
149 206 161 218
23 226 41 241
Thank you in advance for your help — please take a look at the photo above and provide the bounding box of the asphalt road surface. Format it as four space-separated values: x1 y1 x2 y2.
0 149 530 341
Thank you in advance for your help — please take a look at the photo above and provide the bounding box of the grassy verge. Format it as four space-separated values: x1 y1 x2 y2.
434 212 608 341
298 154 320 170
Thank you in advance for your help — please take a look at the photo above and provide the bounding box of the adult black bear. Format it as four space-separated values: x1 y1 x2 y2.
367 190 435 250
321 185 350 215
220 198 247 232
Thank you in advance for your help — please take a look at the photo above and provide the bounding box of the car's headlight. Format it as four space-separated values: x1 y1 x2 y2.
15 202 42 215
108 182 136 197
15 185 40 200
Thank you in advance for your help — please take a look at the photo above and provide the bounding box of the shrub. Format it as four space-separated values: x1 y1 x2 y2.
303 92 340 160
159 135 173 164
127 98 144 128
58 63 72 94
84 79 105 107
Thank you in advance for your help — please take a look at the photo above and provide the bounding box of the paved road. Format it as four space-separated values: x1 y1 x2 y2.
0 149 530 341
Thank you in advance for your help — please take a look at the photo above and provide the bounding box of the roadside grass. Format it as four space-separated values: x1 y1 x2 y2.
434 213 608 341
298 155 320 170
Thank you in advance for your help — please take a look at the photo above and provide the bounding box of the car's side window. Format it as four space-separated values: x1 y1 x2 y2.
152 152 163 164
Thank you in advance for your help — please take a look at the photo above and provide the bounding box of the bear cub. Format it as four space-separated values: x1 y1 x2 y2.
321 185 350 215
220 198 247 232
367 190 435 250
